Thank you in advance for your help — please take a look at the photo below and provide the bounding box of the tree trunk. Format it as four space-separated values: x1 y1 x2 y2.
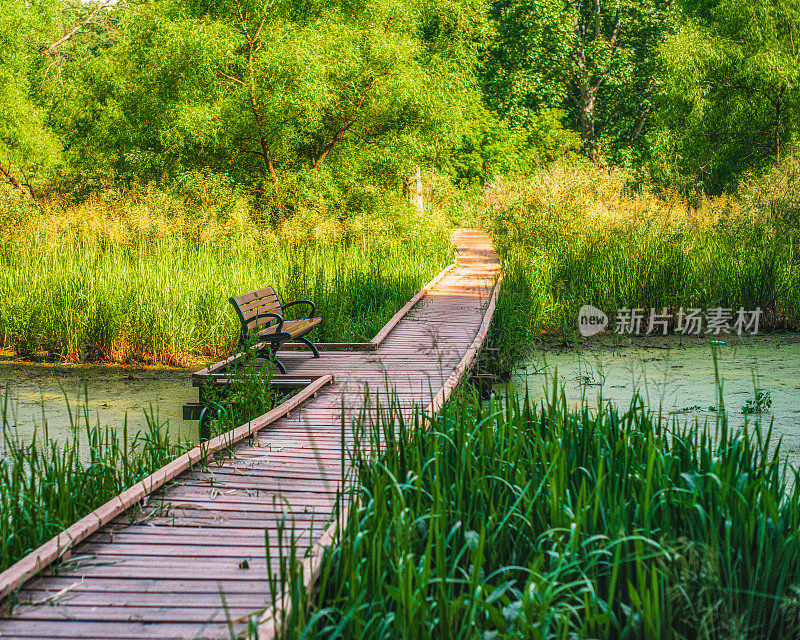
579 82 599 161
403 166 423 214
0 163 33 200
630 102 651 140
312 76 377 171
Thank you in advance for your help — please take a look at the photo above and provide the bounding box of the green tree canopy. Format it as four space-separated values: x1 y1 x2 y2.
656 0 800 191
0 0 69 196
48 0 487 198
484 0 677 161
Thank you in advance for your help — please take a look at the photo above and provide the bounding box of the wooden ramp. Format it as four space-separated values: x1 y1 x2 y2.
0 229 500 640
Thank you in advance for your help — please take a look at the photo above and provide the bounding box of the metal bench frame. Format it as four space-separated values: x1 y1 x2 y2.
228 287 321 374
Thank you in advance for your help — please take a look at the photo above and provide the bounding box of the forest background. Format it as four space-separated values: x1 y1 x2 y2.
2 0 799 365
4 0 797 204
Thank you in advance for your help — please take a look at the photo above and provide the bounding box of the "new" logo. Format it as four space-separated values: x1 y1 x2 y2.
577 305 608 337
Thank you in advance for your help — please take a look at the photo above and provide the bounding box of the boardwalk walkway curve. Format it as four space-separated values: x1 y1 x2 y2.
0 229 500 640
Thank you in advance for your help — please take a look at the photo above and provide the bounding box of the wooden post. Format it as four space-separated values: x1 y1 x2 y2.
412 165 423 214
198 385 211 441
403 165 423 214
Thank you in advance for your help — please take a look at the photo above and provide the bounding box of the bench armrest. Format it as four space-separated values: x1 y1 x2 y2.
238 311 284 348
252 311 284 334
281 299 316 318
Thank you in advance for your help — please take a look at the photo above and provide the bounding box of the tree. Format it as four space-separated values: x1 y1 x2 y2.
656 0 800 191
52 0 486 199
484 0 676 160
0 0 69 197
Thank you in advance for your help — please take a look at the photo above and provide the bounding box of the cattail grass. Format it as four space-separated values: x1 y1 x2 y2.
0 201 453 365
275 377 800 639
486 164 800 365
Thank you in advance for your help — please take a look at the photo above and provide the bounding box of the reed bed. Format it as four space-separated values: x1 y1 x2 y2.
0 350 278 576
0 192 453 365
485 163 800 366
0 387 186 574
273 375 800 639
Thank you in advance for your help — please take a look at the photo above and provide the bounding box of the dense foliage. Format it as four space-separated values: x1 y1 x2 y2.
2 0 799 198
484 0 676 163
1 0 488 204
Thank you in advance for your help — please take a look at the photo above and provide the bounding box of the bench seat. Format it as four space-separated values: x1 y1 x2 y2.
257 317 322 339
229 286 321 373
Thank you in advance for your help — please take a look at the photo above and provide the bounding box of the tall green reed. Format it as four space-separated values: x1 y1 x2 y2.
0 233 452 365
487 172 800 364
273 381 800 639
198 346 281 440
0 385 186 573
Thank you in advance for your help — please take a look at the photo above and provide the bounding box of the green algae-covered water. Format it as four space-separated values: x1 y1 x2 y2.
0 363 198 448
501 335 800 461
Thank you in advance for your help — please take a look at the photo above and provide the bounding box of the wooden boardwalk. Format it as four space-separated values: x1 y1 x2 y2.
0 229 500 640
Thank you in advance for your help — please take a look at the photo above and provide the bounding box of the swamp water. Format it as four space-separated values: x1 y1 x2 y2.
502 335 800 464
0 363 199 448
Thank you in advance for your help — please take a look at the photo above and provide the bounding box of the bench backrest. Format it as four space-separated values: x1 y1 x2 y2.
229 287 283 340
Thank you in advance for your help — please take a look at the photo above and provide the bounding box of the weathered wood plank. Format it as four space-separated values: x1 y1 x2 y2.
0 229 501 640
0 620 242 639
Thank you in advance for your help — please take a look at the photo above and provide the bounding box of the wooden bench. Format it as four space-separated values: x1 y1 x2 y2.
229 286 321 374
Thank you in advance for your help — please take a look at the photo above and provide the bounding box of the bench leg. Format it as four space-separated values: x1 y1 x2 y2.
256 344 288 374
298 336 320 358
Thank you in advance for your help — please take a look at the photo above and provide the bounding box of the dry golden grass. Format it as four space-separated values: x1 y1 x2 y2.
481 160 771 246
